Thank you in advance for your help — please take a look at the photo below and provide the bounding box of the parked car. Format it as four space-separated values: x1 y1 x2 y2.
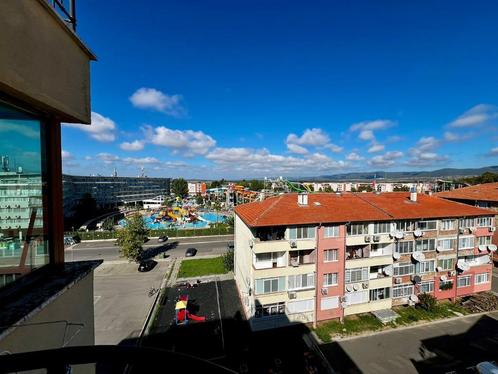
227 241 234 251
138 259 157 272
158 235 169 243
185 247 197 257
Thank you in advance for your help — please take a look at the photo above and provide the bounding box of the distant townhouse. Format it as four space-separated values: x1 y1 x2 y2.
234 192 495 330
188 181 207 196
303 181 435 193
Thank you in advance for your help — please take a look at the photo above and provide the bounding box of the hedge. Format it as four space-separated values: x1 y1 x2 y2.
66 225 234 240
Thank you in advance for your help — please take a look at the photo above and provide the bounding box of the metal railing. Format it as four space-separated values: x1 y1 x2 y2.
47 0 77 32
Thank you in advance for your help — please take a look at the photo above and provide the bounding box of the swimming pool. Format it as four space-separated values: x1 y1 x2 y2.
119 211 226 230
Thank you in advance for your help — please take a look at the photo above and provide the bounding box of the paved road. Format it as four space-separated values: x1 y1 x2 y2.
322 311 498 373
65 235 233 262
93 261 171 345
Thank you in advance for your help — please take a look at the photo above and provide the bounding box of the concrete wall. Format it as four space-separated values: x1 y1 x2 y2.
0 272 96 373
0 0 94 123
234 215 254 318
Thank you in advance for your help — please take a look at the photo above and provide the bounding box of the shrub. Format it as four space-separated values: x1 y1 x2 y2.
418 292 437 312
222 250 234 272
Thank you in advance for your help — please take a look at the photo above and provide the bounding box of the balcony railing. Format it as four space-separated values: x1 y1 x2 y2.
47 0 77 31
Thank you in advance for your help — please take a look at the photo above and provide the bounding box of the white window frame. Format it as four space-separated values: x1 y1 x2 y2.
460 218 475 228
457 275 471 288
373 222 391 234
477 217 493 227
255 276 286 295
437 238 455 251
288 273 315 291
415 239 436 252
393 284 414 298
347 223 368 236
395 220 416 232
323 272 338 286
396 241 414 254
345 267 368 283
478 236 492 246
416 260 435 274
438 258 454 271
459 236 475 250
324 225 340 238
369 287 391 301
475 272 490 285
324 249 338 262
393 263 414 276
417 220 437 231
288 226 316 240
419 281 434 293
440 219 455 231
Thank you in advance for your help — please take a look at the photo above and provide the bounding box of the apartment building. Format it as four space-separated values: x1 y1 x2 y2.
303 181 435 193
234 192 495 330
188 181 207 196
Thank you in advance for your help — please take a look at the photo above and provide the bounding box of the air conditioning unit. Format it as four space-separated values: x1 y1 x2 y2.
469 227 476 233
288 291 297 299
489 227 496 232
321 288 328 295
364 235 371 242
373 235 380 242
449 270 456 276
395 277 402 284
339 296 347 302
362 282 369 289
459 228 465 234
289 240 297 248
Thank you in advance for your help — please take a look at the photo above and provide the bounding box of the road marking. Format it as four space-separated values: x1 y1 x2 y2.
214 278 225 355
68 239 229 251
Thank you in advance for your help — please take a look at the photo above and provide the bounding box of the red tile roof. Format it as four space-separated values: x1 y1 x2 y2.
437 182 498 202
234 192 493 227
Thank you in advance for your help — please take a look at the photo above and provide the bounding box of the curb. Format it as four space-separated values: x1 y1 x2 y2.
175 272 234 284
325 309 498 343
80 234 234 243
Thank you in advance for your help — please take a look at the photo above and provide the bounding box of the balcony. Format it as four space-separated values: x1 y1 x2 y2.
289 249 316 267
252 237 315 253
346 245 370 260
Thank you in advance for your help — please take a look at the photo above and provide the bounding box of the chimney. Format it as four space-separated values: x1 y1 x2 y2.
410 186 417 202
298 192 308 206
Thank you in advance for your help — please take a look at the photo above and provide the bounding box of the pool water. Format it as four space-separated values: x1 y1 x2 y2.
119 212 226 230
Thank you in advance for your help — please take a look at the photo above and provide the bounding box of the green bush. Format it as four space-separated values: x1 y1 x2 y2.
418 293 437 312
222 250 234 272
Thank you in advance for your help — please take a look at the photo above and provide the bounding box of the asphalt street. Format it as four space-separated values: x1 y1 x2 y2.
65 235 234 262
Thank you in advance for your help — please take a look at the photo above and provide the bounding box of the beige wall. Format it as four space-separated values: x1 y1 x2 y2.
234 215 255 317
0 272 96 373
0 0 95 123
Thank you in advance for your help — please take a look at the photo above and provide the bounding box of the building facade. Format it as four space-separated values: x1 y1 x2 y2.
63 174 171 215
234 192 495 330
188 181 207 196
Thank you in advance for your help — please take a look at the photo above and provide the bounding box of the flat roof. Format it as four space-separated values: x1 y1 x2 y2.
234 192 493 227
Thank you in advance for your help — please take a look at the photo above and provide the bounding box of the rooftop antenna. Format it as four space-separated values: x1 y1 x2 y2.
140 167 145 178
113 167 118 177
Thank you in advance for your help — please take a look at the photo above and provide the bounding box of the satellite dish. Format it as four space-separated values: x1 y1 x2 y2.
488 244 497 252
393 252 401 260
383 265 393 276
412 275 422 284
412 252 425 262
440 275 447 281
457 260 470 272
395 231 404 239
346 284 353 292
410 294 419 303
353 283 359 291
414 229 422 237
478 245 487 252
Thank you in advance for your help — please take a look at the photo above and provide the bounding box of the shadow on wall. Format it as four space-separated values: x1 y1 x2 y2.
411 315 498 373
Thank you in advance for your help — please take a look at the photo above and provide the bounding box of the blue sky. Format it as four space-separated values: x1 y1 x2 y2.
61 0 498 179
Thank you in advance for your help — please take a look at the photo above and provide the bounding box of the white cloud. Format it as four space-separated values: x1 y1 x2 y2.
406 137 447 166
368 151 403 167
206 147 347 176
415 136 440 152
120 140 145 151
64 112 117 142
130 88 186 117
359 130 375 141
286 128 342 154
84 156 92 161
96 153 120 164
142 125 216 156
61 150 73 160
346 152 364 161
122 156 161 165
368 144 385 153
386 135 403 143
448 104 498 128
350 120 395 132
443 131 473 142
486 147 498 157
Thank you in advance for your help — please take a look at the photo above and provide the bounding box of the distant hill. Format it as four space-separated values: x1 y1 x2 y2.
297 166 498 182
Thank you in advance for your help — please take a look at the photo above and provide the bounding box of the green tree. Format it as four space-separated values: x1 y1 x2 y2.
171 178 189 197
196 194 204 205
116 214 149 262
102 217 114 231
225 214 234 227
222 250 234 272
351 186 357 192
323 185 333 193
393 185 410 192
418 293 437 312
357 184 373 192
249 179 265 191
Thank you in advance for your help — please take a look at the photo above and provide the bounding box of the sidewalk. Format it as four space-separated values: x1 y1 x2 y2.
80 234 234 243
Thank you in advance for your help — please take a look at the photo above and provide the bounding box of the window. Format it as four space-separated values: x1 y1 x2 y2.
393 263 414 276
439 280 453 290
374 222 391 234
475 273 490 285
0 101 49 289
323 273 338 286
437 238 455 251
416 260 435 274
346 290 369 305
369 287 390 301
457 275 471 288
254 251 286 269
324 225 340 238
321 296 339 310
288 226 315 240
395 220 416 232
477 217 493 227
478 236 492 246
254 302 285 318
396 241 414 254
460 218 475 228
393 284 414 298
288 273 315 290
415 239 436 252
440 220 455 231
417 220 437 231
437 258 454 271
287 299 314 314
345 267 368 283
459 236 475 249
347 223 368 236
324 249 338 262
255 277 285 294
419 281 434 293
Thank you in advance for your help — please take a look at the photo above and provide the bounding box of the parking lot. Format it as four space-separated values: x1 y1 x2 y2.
93 261 170 345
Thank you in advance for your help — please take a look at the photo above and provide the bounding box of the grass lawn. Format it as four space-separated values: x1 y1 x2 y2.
315 302 469 343
178 256 227 278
